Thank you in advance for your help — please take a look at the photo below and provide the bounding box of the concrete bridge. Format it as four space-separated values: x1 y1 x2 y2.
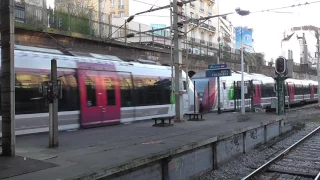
4 2 318 80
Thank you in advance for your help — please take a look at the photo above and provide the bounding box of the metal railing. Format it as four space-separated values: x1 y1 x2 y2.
10 2 318 76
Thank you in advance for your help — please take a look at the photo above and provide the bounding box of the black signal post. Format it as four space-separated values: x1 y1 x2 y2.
274 56 288 115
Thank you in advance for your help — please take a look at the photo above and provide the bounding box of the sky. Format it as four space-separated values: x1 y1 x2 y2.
47 0 320 61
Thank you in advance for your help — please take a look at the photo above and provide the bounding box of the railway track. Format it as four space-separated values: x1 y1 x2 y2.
241 125 320 180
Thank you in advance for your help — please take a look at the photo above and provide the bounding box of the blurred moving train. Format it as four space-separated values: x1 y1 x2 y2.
0 45 196 137
192 71 318 112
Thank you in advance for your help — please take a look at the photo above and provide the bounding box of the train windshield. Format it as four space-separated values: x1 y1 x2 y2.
193 78 210 93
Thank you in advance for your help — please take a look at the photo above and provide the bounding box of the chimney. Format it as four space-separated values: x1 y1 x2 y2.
303 33 308 64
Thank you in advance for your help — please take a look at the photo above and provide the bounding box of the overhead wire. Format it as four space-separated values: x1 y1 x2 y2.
251 0 320 13
130 0 320 38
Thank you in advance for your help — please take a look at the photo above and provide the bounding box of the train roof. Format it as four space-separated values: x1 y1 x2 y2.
0 45 175 71
192 71 275 84
192 71 317 85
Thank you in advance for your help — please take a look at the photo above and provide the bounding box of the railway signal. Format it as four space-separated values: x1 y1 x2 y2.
274 56 288 116
275 56 287 75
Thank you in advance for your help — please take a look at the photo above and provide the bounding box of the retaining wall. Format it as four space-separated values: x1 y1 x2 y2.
103 118 292 180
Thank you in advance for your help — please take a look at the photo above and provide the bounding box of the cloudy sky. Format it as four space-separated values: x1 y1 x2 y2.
129 0 320 61
47 0 320 61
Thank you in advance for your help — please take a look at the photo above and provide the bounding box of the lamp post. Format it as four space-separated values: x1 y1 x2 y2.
236 8 250 115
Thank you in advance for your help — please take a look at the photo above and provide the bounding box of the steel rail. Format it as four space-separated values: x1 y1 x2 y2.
241 125 320 180
315 171 320 180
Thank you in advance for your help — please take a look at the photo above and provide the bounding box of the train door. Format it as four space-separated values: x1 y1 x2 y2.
288 84 295 102
310 84 315 100
99 73 121 124
253 83 262 106
78 69 121 127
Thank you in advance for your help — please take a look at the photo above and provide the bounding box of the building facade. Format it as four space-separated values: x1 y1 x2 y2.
107 0 129 18
184 0 219 55
54 0 129 18
219 16 236 53
126 0 237 56
281 33 301 65
282 26 319 67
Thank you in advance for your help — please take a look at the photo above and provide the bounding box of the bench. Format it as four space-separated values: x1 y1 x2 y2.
152 116 175 127
186 113 205 121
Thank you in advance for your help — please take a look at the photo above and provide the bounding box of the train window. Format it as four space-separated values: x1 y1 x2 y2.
14 71 79 115
261 84 276 98
119 76 133 107
104 77 116 106
295 85 304 95
57 71 80 112
15 72 49 114
85 76 96 107
132 77 171 106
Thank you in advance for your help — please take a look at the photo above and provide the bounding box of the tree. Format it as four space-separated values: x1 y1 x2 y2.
268 58 274 67
51 2 92 35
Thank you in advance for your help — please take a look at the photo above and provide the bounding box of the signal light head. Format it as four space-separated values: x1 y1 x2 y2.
275 57 287 75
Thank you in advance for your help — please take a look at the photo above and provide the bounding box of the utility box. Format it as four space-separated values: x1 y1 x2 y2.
271 98 277 109
286 59 293 78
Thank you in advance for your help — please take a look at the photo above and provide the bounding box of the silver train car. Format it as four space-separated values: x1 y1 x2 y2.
0 45 196 137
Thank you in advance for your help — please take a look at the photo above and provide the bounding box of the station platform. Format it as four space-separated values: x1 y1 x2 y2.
1 107 319 180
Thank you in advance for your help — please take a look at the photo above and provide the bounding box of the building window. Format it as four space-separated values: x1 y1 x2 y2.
119 0 124 9
208 5 212 15
208 20 212 26
191 30 195 38
200 1 204 12
111 0 115 8
119 12 125 17
190 12 194 19
201 32 204 41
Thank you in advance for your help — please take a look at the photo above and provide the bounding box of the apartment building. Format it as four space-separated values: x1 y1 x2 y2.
219 15 236 52
107 0 129 18
54 0 129 18
282 25 320 67
185 0 219 54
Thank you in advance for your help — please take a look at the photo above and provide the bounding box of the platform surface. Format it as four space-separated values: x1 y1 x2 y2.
0 108 317 180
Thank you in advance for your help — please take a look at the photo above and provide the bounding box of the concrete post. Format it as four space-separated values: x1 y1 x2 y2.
1 0 16 156
152 29 155 47
49 59 59 148
218 44 221 114
264 125 267 143
98 0 101 38
173 0 184 122
303 33 308 64
42 0 47 26
243 131 246 153
89 9 93 36
125 21 127 44
67 4 71 31
317 30 320 104
163 30 166 48
108 15 112 38
139 23 141 44
212 142 218 170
